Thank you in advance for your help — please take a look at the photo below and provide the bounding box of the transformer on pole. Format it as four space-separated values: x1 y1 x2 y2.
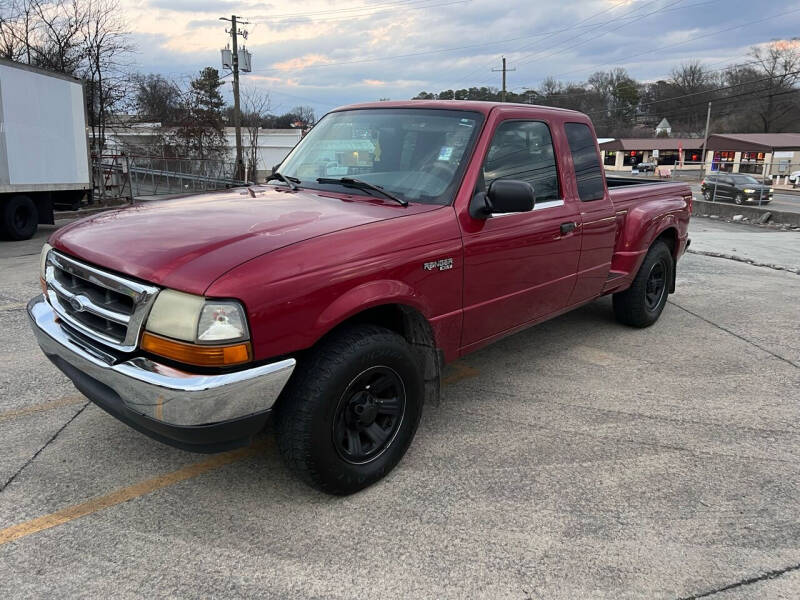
219 15 252 181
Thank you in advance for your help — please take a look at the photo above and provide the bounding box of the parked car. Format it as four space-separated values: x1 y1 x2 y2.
636 161 657 172
28 101 691 495
700 173 773 204
788 170 800 185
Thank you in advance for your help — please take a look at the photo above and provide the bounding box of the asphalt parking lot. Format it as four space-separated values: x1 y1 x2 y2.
1 222 799 599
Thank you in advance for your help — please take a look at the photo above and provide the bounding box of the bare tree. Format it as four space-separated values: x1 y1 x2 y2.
747 39 800 132
30 0 85 74
81 0 133 152
241 85 271 182
292 104 315 127
0 0 36 63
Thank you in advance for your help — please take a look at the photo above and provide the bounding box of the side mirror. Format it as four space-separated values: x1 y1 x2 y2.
469 179 535 219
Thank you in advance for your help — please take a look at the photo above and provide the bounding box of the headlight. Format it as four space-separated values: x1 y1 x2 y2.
143 290 251 366
39 243 52 280
769 188 774 193
743 188 755 193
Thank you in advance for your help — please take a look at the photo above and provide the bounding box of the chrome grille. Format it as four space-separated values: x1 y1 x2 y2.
44 251 159 352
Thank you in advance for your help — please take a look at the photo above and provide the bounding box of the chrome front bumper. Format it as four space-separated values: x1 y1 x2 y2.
27 295 296 428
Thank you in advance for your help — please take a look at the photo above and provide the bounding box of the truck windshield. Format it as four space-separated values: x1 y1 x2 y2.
277 108 484 205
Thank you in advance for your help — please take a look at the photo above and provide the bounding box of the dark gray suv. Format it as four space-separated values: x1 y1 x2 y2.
701 173 773 205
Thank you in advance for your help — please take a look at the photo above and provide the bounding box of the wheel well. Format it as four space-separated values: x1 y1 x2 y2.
654 227 678 292
326 304 443 405
655 227 678 259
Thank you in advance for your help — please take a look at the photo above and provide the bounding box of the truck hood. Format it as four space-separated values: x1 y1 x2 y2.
51 186 437 295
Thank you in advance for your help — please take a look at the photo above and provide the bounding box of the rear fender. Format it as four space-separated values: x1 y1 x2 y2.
611 198 685 277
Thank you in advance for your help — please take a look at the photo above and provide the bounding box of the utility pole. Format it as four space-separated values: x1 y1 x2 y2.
700 101 712 170
492 56 516 102
220 14 250 180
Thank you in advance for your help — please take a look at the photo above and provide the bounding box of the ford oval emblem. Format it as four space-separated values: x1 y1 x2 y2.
69 297 85 312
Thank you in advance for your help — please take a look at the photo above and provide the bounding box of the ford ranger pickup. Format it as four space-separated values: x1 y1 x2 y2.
28 101 691 495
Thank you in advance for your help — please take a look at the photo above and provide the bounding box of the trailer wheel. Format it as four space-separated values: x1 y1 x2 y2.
1 195 38 240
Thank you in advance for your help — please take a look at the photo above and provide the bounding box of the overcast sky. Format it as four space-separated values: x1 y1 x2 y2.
122 0 800 117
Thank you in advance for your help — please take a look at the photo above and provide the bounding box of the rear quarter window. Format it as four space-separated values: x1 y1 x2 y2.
564 123 605 202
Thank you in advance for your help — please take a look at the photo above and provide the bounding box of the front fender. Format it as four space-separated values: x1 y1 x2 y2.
315 279 430 333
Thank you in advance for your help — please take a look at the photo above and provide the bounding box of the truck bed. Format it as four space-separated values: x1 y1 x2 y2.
606 176 692 212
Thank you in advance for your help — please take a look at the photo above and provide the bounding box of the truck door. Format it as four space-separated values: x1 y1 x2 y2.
458 116 582 348
563 122 618 305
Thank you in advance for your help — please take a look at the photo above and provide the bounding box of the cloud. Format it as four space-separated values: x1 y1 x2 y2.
273 54 332 71
122 0 800 115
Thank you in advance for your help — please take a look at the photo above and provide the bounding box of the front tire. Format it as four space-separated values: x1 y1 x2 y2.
275 324 424 495
613 241 673 328
734 193 744 205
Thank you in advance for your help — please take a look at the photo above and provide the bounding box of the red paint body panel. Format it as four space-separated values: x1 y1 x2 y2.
49 101 691 365
50 187 433 295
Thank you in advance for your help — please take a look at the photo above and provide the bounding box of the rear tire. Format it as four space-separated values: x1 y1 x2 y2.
275 324 424 495
1 195 38 240
613 241 673 328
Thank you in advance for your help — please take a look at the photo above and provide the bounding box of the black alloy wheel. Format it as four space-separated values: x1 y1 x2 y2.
612 240 673 328
275 324 424 495
644 260 667 311
332 366 406 464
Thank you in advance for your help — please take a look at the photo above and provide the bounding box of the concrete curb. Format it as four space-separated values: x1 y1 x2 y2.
691 198 800 227
687 249 800 275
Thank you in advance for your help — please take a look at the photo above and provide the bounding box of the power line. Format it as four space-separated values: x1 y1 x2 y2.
523 5 800 89
248 23 635 76
506 0 688 75
449 0 644 89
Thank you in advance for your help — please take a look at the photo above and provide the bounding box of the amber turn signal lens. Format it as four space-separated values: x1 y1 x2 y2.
141 332 252 367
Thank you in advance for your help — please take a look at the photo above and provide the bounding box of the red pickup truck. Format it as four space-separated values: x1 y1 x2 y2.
28 101 691 494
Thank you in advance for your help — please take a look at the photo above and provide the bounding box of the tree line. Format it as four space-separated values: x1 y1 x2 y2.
414 40 800 138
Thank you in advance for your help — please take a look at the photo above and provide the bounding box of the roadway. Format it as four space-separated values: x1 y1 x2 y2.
688 182 800 214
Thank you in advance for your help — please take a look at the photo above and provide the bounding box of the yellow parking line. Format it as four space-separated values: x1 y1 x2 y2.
0 396 86 423
0 441 265 546
0 361 482 546
442 362 480 385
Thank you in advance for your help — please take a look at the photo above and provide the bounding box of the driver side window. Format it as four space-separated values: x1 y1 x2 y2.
482 120 560 201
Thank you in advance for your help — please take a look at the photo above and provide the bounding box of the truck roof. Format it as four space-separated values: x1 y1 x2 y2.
331 99 584 117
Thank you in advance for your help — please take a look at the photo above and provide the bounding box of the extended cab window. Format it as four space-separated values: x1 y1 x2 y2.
482 121 560 202
565 123 605 202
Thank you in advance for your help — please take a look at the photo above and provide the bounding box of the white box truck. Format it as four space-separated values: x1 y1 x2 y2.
0 59 91 240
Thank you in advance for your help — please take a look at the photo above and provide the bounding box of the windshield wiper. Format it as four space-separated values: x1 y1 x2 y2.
266 172 300 190
316 177 408 207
